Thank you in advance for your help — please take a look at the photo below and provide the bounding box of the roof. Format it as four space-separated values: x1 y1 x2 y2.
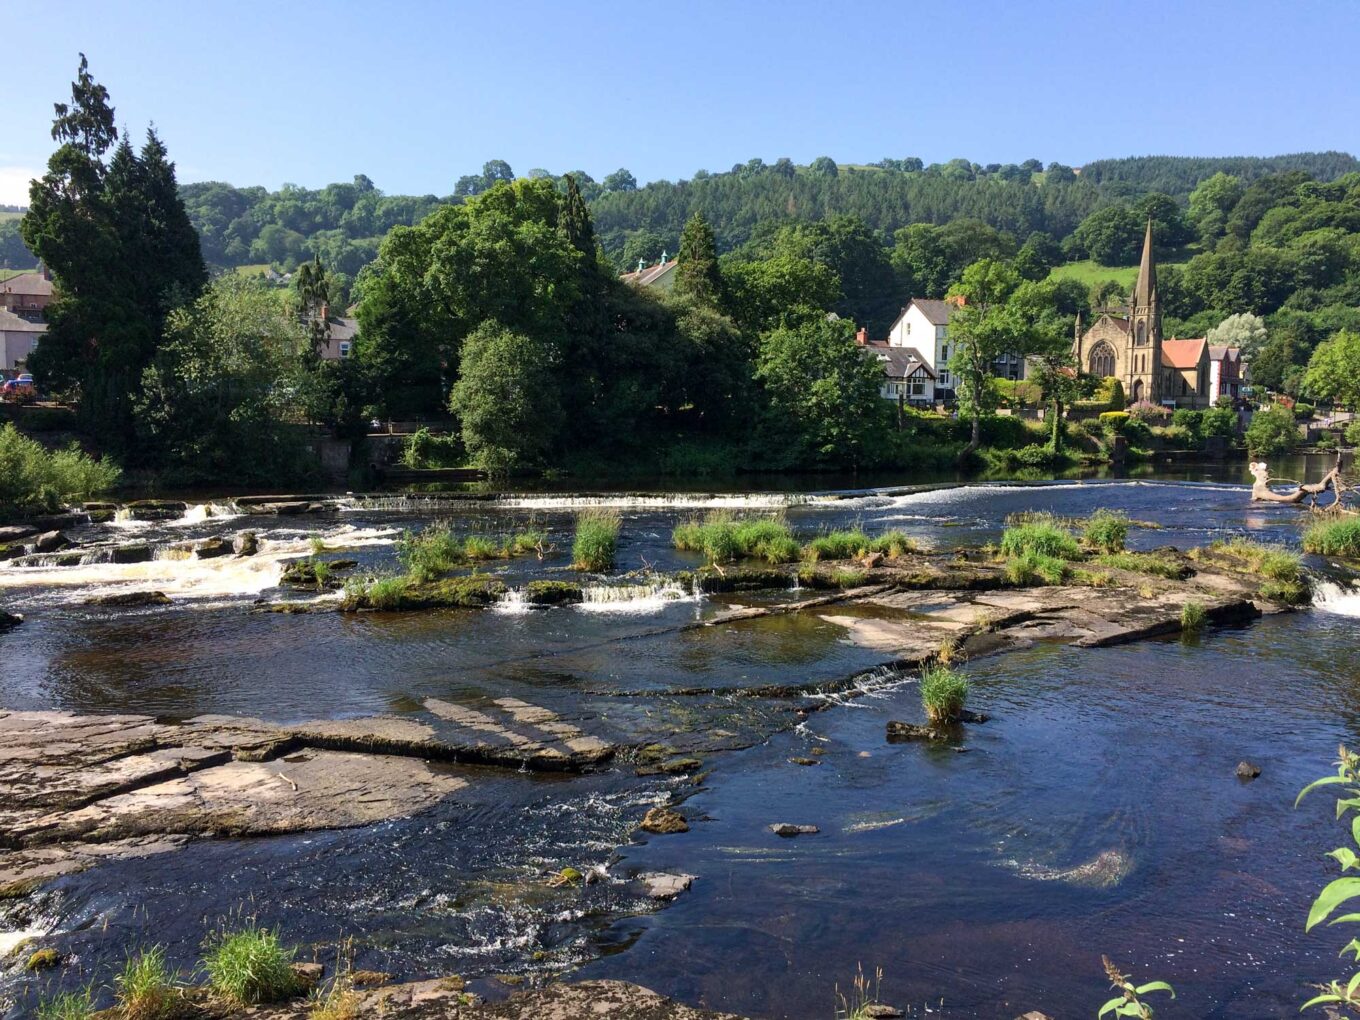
1133 220 1156 308
1098 315 1131 333
877 346 935 380
907 298 953 326
0 308 47 333
1 272 53 298
1208 345 1241 363
620 260 677 287
1161 338 1207 370
328 316 358 341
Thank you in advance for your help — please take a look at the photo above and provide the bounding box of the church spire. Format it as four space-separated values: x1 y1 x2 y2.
1133 219 1156 308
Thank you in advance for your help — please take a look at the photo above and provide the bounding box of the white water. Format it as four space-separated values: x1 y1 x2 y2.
493 588 535 615
492 493 830 511
1313 580 1360 617
0 525 399 603
576 578 701 614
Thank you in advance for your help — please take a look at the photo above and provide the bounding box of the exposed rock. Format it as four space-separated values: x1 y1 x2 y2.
861 1006 905 1019
234 531 260 556
110 543 153 564
194 537 234 559
1015 1013 1054 1020
788 756 820 766
655 757 702 775
524 580 585 605
0 543 23 561
1236 761 1262 780
0 524 38 543
33 530 71 553
352 969 393 987
770 823 819 837
639 806 689 834
639 872 694 900
82 590 172 608
885 721 952 742
25 946 60 971
343 574 509 611
0 610 20 632
291 961 325 989
122 500 189 521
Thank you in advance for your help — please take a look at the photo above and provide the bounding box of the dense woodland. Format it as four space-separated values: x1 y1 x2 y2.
15 57 1360 489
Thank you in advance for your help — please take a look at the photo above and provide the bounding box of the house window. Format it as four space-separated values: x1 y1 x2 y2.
905 321 911 334
339 341 352 358
909 380 924 395
941 344 949 360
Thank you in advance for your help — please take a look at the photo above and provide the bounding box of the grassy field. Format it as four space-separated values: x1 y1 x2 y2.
230 263 274 277
1048 256 1190 289
0 267 38 282
0 211 23 222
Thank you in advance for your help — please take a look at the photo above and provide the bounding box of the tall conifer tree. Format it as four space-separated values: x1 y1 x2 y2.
675 211 723 309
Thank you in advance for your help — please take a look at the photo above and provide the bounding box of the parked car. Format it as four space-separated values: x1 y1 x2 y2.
0 375 36 401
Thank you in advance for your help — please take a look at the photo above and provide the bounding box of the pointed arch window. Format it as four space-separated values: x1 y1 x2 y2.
1136 321 1147 346
1088 341 1116 378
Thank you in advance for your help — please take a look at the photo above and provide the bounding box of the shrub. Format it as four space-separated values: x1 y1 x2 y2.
1180 600 1207 633
1098 411 1130 432
1083 509 1129 553
572 509 620 572
400 427 464 469
1346 420 1360 448
1303 518 1360 558
1005 549 1069 585
202 924 299 1006
36 989 96 1020
1202 404 1238 439
1246 404 1300 456
397 526 464 582
0 423 121 518
1128 399 1170 423
1294 402 1316 421
920 663 969 724
1172 408 1203 439
116 945 182 1020
804 529 873 561
342 574 409 611
1000 521 1081 560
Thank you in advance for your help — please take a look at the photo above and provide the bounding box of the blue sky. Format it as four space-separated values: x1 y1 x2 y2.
3 0 1356 204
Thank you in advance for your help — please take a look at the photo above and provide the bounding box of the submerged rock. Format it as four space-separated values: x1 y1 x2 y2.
639 806 689 834
1236 761 1262 780
110 543 153 564
1017 848 1134 888
83 591 172 608
770 823 819 837
639 872 694 900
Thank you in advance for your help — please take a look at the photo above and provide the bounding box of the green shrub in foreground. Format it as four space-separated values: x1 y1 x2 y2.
202 924 298 1006
1005 549 1069 585
1303 518 1360 559
572 509 620 572
0 423 121 518
920 663 969 724
116 945 182 1020
1083 509 1129 553
999 521 1081 560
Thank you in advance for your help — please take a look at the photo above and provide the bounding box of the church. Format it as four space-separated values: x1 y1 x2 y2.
1071 222 1218 408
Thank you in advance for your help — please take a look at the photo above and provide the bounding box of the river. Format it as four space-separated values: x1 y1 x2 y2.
1 458 1358 1018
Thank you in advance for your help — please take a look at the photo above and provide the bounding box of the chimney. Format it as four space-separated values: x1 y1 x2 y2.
40 263 52 282
855 327 868 345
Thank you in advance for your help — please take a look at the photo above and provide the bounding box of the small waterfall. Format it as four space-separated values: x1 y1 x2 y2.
494 492 822 511
577 579 700 613
1314 579 1360 617
494 588 534 615
175 502 241 525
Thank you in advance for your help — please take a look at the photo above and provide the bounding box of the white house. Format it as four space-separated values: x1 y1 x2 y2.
1207 345 1245 406
886 297 1027 398
0 308 45 372
854 328 935 405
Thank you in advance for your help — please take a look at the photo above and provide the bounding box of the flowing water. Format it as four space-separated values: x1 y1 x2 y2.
1 460 1358 1017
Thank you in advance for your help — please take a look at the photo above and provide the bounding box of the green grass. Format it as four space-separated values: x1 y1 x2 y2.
572 509 620 572
804 528 872 562
1047 255 1191 289
999 520 1081 560
869 530 918 557
36 989 95 1020
920 662 969 724
116 945 182 1020
672 513 800 565
1303 518 1360 559
1083 509 1129 553
230 263 274 277
202 924 298 1006
1180 600 1207 633
1202 538 1302 582
1260 577 1311 605
1093 551 1190 580
1005 549 1069 585
397 524 549 580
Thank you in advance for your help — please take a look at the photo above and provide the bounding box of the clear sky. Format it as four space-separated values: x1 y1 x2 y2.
3 0 1357 205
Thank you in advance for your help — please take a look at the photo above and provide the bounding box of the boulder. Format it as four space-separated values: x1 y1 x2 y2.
862 1006 905 1019
0 611 21 632
0 525 38 543
639 872 694 900
83 591 171 608
886 721 950 742
110 544 153 564
291 961 325 990
0 544 23 562
233 531 259 557
770 823 819 837
33 531 71 553
194 537 233 560
123 500 188 521
639 806 689 835
1236 761 1262 780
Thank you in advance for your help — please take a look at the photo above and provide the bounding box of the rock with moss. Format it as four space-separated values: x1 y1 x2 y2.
122 500 189 521
25 946 60 971
524 580 584 606
696 566 797 593
638 806 689 834
83 591 171 608
345 574 509 611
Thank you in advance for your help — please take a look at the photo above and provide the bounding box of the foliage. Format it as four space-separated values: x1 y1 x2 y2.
919 662 969 724
1245 404 1300 456
397 523 547 581
999 520 1081 560
1198 538 1303 583
1180 600 1207 633
0 423 120 517
115 945 183 1020
202 924 298 1006
1099 411 1131 431
450 321 562 473
1304 330 1360 408
834 964 884 1020
1005 548 1069 585
804 529 872 562
1303 518 1360 558
572 509 620 572
400 427 463 469
947 259 1026 451
1099 955 1174 1019
672 513 800 565
36 989 96 1020
1092 551 1190 580
1201 404 1239 440
674 211 723 308
1347 420 1360 447
1083 509 1129 553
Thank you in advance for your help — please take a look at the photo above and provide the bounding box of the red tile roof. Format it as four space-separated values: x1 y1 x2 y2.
1161 338 1207 370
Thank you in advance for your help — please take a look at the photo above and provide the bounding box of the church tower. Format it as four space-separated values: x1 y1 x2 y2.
1126 220 1161 403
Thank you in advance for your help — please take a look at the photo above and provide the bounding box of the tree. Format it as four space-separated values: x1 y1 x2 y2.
1304 330 1360 408
450 321 562 472
946 259 1024 454
293 255 332 352
675 211 723 308
724 252 839 335
809 156 839 177
560 174 596 258
771 216 898 333
1135 192 1194 248
755 316 884 466
1008 279 1086 451
892 224 953 297
602 168 637 193
1188 172 1244 242
1073 205 1144 266
1207 312 1268 359
1245 403 1299 456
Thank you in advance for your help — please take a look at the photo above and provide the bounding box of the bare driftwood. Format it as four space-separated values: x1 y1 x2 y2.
1250 454 1355 513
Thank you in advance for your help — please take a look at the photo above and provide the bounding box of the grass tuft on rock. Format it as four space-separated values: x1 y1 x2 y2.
116 945 182 1020
920 662 969 725
1197 538 1301 582
202 924 298 1006
36 988 95 1020
804 529 872 562
1303 517 1360 559
999 520 1081 560
1180 600 1207 633
572 510 620 572
1092 551 1191 580
1082 509 1129 553
673 512 800 564
1005 549 1069 585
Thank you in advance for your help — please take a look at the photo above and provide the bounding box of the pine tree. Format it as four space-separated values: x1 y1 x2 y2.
675 211 723 308
561 174 596 259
